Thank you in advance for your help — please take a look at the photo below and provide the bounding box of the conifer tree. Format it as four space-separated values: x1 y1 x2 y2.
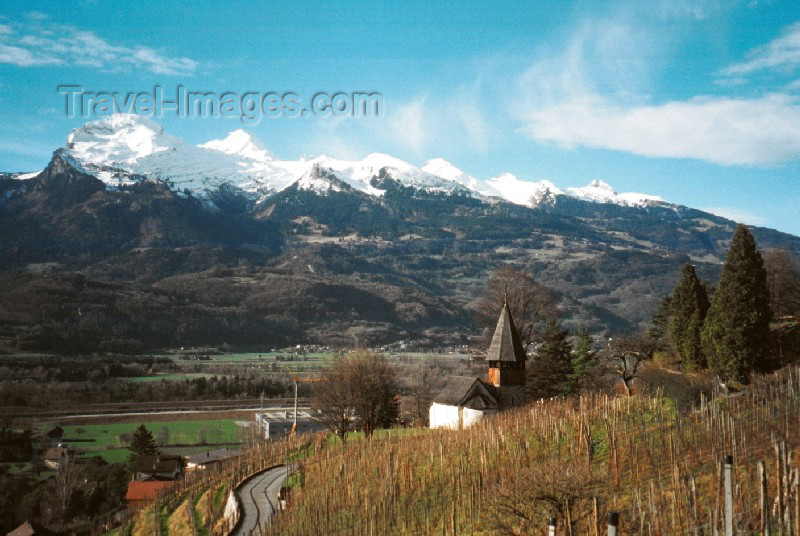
701 224 771 384
128 424 158 459
568 324 594 392
647 294 672 343
668 264 710 369
527 318 573 399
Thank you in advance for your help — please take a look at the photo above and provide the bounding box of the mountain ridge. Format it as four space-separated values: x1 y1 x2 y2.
22 114 677 212
1 114 798 353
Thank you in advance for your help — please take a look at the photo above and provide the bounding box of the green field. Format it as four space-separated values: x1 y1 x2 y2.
55 419 242 450
77 443 242 464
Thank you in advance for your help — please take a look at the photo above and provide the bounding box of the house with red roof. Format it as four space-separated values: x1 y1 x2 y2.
124 481 175 512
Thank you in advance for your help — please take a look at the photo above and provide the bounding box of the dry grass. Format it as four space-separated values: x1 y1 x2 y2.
131 505 156 536
167 499 193 536
196 488 213 526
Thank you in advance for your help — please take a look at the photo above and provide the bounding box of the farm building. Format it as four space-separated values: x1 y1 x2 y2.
186 447 241 471
124 481 175 512
133 454 184 481
43 446 70 470
429 299 527 430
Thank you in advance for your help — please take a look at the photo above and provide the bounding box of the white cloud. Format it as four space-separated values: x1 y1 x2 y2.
523 93 800 166
452 80 491 153
0 14 197 75
515 15 800 166
0 43 61 66
386 96 428 153
700 206 767 226
722 21 800 76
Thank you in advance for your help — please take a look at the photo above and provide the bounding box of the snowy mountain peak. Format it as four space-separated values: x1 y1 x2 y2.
567 180 665 206
421 158 502 197
486 173 563 206
66 113 181 165
421 158 464 182
589 179 614 191
199 129 272 162
295 164 344 195
53 115 668 210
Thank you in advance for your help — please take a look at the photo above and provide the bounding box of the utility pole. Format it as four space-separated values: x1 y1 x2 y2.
285 366 326 438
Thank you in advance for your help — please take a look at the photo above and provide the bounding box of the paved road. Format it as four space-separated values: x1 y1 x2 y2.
233 465 292 536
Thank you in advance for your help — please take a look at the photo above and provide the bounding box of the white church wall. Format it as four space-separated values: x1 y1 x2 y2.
462 407 492 428
429 402 460 430
429 403 493 430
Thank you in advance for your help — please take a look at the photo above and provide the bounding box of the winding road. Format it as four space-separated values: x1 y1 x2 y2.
233 465 292 536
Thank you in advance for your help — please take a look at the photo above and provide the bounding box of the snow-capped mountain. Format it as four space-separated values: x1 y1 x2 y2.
566 180 664 206
52 114 666 209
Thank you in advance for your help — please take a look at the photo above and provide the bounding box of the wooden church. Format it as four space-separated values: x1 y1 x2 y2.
429 299 527 430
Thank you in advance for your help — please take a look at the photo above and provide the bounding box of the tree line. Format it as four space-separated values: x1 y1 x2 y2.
653 224 799 386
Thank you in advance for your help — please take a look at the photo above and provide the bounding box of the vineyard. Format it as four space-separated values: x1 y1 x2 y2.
266 367 800 534
119 367 800 534
111 435 306 536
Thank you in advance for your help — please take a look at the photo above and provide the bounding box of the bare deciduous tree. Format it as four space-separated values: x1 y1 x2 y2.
482 459 597 535
312 351 399 440
603 334 662 396
312 361 355 441
54 455 84 527
476 266 558 352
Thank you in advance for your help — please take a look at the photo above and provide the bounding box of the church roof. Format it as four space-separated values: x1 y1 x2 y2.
487 301 526 362
433 376 500 409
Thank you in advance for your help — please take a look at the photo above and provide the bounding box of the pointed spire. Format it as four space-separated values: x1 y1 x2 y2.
487 300 526 363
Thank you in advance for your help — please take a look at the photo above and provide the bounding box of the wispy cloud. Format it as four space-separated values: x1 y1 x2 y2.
700 206 767 226
0 14 197 75
523 93 800 166
515 15 800 166
385 95 428 153
722 21 800 76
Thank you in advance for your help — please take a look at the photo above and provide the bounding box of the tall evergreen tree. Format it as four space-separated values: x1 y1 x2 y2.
128 424 158 459
568 324 595 392
527 318 573 399
647 294 672 343
701 224 771 384
669 264 710 369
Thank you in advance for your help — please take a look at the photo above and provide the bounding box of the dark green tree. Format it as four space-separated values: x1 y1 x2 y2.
568 324 595 392
527 318 573 399
669 264 710 370
647 294 672 342
128 425 158 459
701 224 771 384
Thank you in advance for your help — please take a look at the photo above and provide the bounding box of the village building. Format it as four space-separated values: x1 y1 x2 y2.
43 446 70 470
429 299 527 429
186 447 241 471
124 481 175 512
133 454 184 481
7 520 60 536
255 411 324 439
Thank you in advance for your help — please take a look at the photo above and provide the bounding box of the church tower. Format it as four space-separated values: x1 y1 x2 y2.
486 299 527 408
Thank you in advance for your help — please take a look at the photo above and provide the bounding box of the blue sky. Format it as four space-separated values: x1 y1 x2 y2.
1 0 799 235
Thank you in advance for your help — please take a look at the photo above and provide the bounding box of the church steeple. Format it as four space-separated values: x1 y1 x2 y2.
486 299 526 406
